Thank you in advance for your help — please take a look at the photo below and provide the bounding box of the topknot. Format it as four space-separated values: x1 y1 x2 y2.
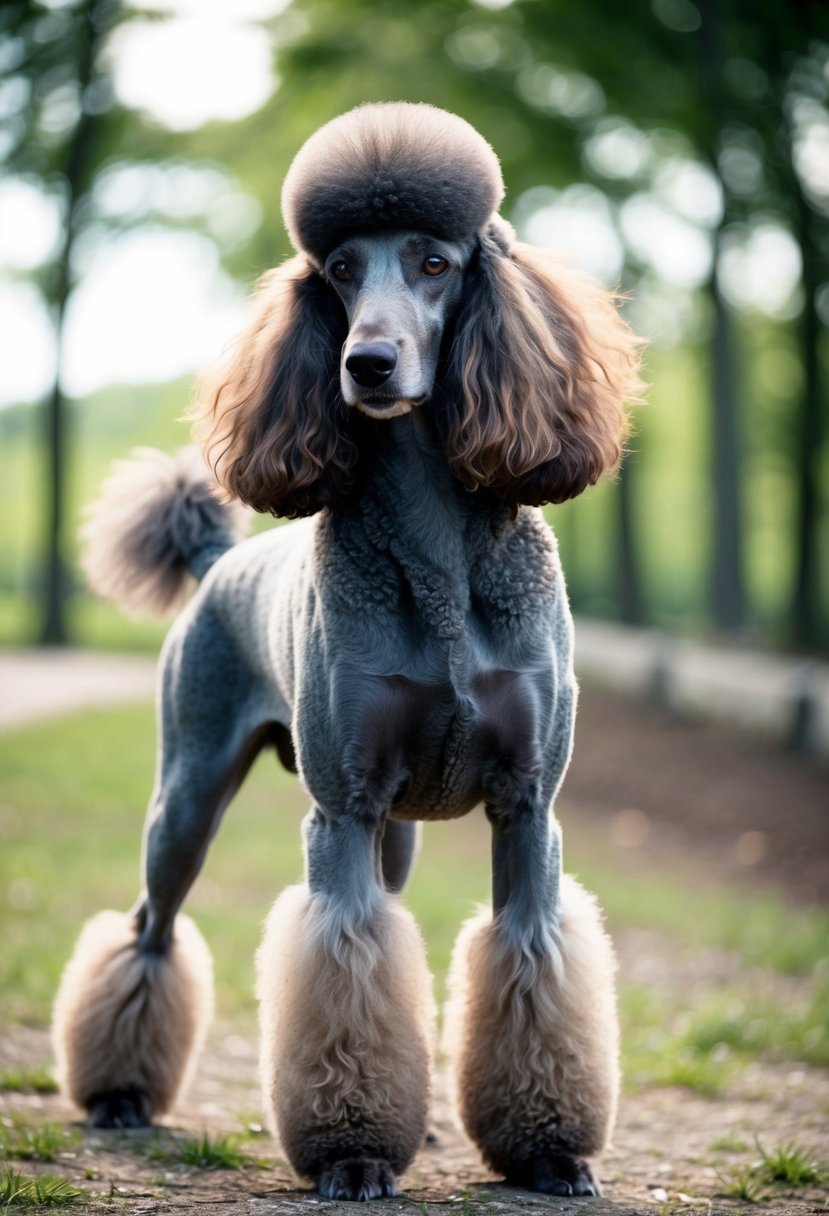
281 102 505 265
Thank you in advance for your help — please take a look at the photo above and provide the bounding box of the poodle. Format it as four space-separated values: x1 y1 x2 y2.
52 102 642 1201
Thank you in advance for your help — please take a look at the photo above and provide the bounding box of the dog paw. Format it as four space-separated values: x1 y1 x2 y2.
87 1088 152 1129
318 1158 397 1201
510 1156 601 1197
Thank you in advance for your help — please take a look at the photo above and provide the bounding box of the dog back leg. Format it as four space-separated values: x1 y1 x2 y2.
52 631 273 1128
258 805 434 1200
444 793 619 1197
379 819 420 893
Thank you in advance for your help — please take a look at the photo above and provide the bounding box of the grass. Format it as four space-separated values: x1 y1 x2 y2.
1 701 827 1097
0 1067 57 1094
0 1121 78 1164
755 1139 823 1185
709 1135 749 1154
140 1130 258 1170
178 1133 253 1170
0 1167 84 1207
619 974 829 1094
715 1139 825 1203
718 1167 763 1203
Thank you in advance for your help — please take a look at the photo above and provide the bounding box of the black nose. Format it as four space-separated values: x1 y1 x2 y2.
345 342 398 388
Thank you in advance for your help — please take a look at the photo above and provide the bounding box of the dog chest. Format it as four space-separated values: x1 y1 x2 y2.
334 665 555 823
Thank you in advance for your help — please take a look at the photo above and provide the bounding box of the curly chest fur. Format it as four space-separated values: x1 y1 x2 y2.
295 505 574 822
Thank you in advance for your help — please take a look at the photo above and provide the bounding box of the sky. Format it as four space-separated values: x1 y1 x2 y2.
0 0 808 408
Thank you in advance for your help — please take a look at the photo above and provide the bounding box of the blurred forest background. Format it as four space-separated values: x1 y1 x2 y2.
1 0 827 655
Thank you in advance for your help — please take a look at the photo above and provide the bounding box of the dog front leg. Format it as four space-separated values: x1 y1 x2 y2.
257 805 434 1200
445 795 619 1197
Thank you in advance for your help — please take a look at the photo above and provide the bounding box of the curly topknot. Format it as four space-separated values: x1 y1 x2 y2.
281 102 505 265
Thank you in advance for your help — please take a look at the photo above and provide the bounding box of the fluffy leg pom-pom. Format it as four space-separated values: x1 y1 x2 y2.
257 884 434 1198
52 911 213 1126
443 875 619 1196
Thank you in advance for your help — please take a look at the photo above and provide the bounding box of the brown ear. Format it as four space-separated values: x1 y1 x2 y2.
442 231 644 507
192 256 355 517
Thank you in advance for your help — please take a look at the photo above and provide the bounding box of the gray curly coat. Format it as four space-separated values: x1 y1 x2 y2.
53 102 641 1202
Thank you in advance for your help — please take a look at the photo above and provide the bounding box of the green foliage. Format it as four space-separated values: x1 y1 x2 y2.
3 0 828 650
0 1067 57 1094
0 383 191 648
0 1168 84 1207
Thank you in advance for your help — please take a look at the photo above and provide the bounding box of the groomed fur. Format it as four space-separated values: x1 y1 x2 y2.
193 243 642 519
52 911 213 1119
257 885 434 1194
443 875 619 1187
81 446 249 618
282 103 504 265
441 231 645 507
193 259 357 518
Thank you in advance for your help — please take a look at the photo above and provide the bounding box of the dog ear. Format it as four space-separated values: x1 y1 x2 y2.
194 256 355 517
442 230 644 508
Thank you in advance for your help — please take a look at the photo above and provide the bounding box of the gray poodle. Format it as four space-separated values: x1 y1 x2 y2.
52 103 642 1201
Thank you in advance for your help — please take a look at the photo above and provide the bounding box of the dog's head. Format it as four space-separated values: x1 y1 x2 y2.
197 102 643 517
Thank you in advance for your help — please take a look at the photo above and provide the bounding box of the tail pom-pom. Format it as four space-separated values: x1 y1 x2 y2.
81 447 249 619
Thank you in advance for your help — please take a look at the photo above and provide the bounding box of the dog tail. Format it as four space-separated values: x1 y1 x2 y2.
81 447 249 619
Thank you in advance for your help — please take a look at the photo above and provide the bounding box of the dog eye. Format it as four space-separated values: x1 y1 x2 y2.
330 260 351 282
422 256 448 276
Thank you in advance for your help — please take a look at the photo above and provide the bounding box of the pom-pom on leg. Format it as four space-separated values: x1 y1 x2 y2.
444 875 619 1196
52 911 213 1126
257 883 434 1199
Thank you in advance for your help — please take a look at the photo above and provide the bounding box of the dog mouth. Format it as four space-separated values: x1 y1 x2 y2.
354 394 427 419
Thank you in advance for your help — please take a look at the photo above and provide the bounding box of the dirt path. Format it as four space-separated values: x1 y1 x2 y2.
2 672 827 1213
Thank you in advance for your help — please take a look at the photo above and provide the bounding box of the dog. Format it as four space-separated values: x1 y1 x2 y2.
52 102 642 1201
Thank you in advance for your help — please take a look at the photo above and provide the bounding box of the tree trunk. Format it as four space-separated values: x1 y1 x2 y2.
791 185 825 651
697 0 746 634
708 256 746 632
616 458 645 626
39 0 111 644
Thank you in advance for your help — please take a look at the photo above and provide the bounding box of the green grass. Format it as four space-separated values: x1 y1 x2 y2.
0 1067 57 1094
0 701 492 1023
179 1133 254 1169
1 700 827 1098
0 1121 78 1165
619 977 829 1094
715 1140 825 1203
717 1167 763 1203
709 1135 749 1154
0 1168 84 1207
755 1139 823 1186
140 1131 257 1170
565 853 829 978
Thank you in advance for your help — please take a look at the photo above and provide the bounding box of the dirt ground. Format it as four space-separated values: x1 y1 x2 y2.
2 685 828 1214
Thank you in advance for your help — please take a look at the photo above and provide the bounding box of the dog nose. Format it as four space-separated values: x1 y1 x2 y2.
345 343 398 388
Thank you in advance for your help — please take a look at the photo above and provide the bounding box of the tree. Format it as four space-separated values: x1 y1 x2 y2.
1 0 278 643
3 0 127 642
